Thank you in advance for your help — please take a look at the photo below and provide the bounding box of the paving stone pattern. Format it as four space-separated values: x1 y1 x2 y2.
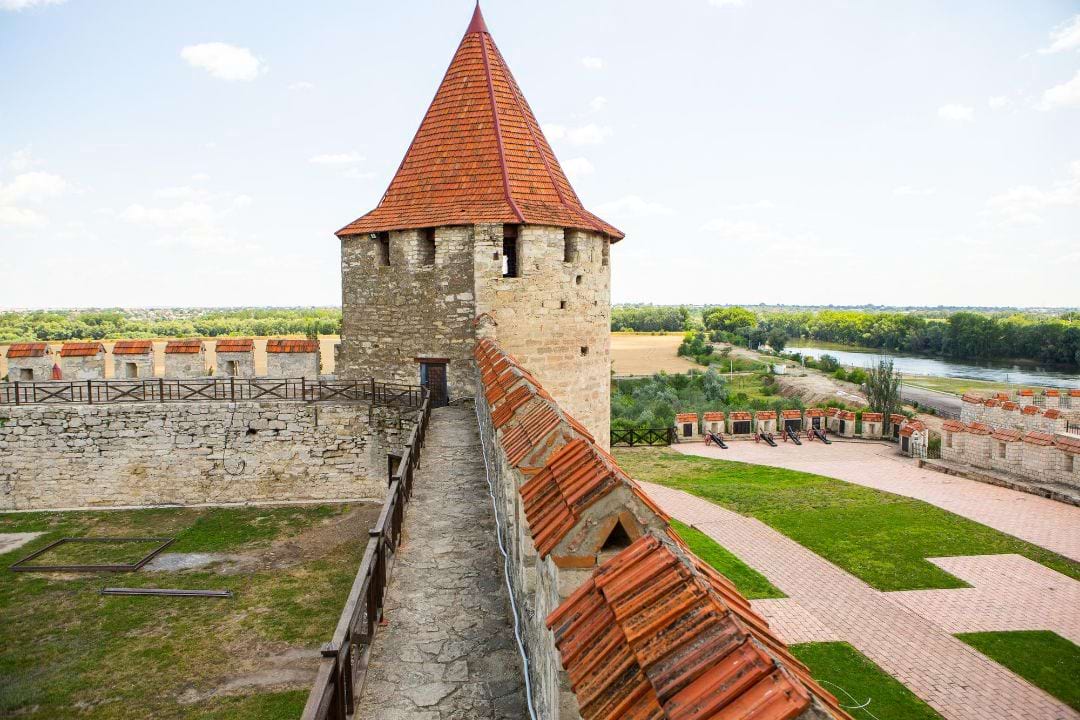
354 404 526 720
676 440 1080 561
641 481 1079 720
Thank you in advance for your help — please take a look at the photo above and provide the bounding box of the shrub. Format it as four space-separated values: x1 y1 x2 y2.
818 354 841 372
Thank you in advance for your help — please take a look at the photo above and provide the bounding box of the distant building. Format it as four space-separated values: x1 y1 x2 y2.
674 412 700 442
111 340 153 379
266 339 320 378
5 343 53 382
59 342 106 380
164 340 207 378
213 338 255 378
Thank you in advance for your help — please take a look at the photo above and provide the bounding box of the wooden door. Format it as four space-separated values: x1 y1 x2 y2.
422 362 448 407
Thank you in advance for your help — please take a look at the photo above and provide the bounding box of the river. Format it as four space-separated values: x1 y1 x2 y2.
786 342 1080 389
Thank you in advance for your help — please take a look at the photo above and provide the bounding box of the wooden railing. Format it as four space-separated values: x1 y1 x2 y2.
300 393 432 720
0 378 425 409
610 427 674 447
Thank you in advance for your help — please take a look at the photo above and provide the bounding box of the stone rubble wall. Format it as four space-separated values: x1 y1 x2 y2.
5 355 53 382
112 354 154 379
0 401 413 511
164 352 207 378
214 351 255 378
60 354 106 380
944 427 1079 489
266 352 320 379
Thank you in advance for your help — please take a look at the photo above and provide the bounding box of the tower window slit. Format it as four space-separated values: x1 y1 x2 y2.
502 225 519 278
420 228 436 266
374 232 390 266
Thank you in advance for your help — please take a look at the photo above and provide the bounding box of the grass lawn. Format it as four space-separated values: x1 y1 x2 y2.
956 631 1080 711
668 519 784 599
614 449 1080 591
0 503 379 720
903 375 1029 397
790 642 943 720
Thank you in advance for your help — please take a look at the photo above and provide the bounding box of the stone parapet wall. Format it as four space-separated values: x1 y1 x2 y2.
60 355 105 380
266 352 320 379
164 352 207 378
113 354 153 379
215 351 255 378
5 355 53 382
0 401 413 511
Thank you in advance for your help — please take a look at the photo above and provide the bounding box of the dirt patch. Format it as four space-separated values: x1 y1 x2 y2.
178 645 321 703
0 532 43 556
611 333 699 375
774 371 868 407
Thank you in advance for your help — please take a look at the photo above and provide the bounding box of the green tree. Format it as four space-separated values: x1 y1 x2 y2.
866 359 902 433
703 306 758 335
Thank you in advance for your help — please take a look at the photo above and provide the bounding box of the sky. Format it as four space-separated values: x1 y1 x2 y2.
1 0 1079 309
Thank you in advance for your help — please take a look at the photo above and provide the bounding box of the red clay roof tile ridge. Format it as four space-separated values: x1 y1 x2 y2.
480 27 525 224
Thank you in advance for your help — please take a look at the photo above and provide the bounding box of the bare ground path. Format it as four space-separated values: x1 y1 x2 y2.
674 440 1080 561
640 481 1079 720
354 404 525 720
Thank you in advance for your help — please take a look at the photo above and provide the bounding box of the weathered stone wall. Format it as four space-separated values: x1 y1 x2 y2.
6 355 53 382
473 224 611 448
0 401 412 510
215 351 255 378
339 223 613 446
164 352 207 377
113 354 153 379
60 354 105 380
338 226 477 397
266 352 320 379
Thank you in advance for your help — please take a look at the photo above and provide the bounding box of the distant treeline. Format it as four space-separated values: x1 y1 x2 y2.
0 309 342 343
613 305 1080 368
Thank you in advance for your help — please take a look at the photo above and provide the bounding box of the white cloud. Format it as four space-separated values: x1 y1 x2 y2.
562 157 594 180
309 152 365 165
343 168 376 181
191 173 211 182
119 201 215 228
0 0 65 10
588 96 608 113
708 0 745 7
0 205 46 227
233 195 253 208
596 195 674 217
543 123 612 145
181 43 265 81
724 199 775 211
987 160 1080 224
580 56 604 70
937 103 974 122
988 96 1010 110
8 147 40 172
155 186 201 200
288 81 315 91
0 171 67 205
893 185 936 197
1039 15 1080 54
1040 70 1080 110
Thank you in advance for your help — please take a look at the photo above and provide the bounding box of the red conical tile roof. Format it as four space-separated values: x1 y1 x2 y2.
336 4 623 240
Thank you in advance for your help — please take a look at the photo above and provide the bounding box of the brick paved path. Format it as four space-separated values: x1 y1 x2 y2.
675 440 1080 561
355 405 525 720
641 481 1079 720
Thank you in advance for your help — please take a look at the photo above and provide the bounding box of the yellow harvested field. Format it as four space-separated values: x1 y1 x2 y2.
610 332 698 375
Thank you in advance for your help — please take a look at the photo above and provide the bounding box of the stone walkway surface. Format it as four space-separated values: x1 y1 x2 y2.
675 440 1080 561
641 481 1080 720
355 404 525 720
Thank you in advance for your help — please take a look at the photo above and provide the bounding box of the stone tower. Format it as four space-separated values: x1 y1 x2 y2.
336 4 622 445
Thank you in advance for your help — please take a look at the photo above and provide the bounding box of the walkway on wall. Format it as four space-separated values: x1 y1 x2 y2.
674 440 1080 561
353 404 525 719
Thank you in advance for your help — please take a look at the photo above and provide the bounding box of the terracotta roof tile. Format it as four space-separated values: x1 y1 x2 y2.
889 413 906 423
214 338 254 353
961 393 986 404
1053 434 1080 455
675 413 698 424
1021 405 1041 416
838 410 856 421
994 393 1010 400
991 428 1022 442
164 339 204 354
899 420 926 437
728 411 752 421
966 422 992 435
781 410 802 419
1044 409 1062 420
266 339 319 354
6 342 49 358
1071 389 1080 398
825 408 839 417
336 7 622 241
755 411 777 420
942 419 966 433
1044 389 1060 397
1001 401 1019 411
1018 389 1034 397
111 340 153 355
861 412 883 422
546 532 851 720
59 342 105 357
804 408 825 417
1022 431 1054 447
702 411 725 422
984 398 1000 408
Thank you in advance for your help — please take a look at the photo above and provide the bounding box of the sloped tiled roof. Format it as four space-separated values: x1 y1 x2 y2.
111 340 153 355
675 413 698 424
966 422 992 435
991 428 1022 442
520 438 668 558
164 339 204 354
942 419 966 433
703 411 725 422
266 339 319 354
1054 434 1080 455
1001 401 1019 411
1022 431 1054 447
59 342 105 357
838 410 856 421
1021 405 1041 416
214 338 254 353
729 411 752 421
336 5 622 241
781 409 802 419
1044 409 1062 420
899 420 926 437
755 410 777 420
546 532 851 720
1044 389 1060 397
1018 389 1034 397
861 412 883 422
6 342 49 358
1070 389 1080 398
804 408 825 417
889 413 906 423
961 393 986 404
